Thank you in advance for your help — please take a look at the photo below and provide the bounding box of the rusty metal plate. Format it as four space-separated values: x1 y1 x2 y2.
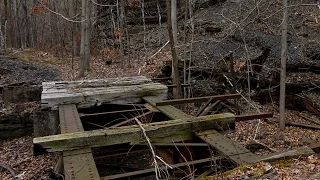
59 104 100 180
197 130 258 165
143 96 191 119
63 148 100 180
59 104 83 133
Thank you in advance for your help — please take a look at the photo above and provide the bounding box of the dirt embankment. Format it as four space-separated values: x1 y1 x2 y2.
0 56 60 85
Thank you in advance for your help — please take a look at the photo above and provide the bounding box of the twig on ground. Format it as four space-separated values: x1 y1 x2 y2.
0 162 17 180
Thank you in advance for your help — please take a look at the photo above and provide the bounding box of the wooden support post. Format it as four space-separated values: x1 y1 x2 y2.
34 113 235 152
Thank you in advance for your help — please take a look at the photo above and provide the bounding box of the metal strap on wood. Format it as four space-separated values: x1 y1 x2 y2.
143 96 259 165
59 105 100 180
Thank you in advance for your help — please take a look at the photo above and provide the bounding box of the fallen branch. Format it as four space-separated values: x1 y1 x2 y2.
298 114 320 126
0 162 17 180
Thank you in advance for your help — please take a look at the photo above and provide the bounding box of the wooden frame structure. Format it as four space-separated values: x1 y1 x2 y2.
33 76 279 179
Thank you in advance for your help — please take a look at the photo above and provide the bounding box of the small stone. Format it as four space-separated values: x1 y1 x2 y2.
264 164 273 173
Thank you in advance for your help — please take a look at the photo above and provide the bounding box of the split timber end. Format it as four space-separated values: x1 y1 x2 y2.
33 113 235 152
41 76 168 110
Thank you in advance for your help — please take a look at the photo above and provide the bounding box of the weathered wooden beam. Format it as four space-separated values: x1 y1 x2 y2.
41 76 168 110
258 146 314 162
42 76 152 89
155 94 241 106
33 113 235 152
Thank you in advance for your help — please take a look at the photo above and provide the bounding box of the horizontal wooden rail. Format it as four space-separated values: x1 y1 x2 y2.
34 113 235 152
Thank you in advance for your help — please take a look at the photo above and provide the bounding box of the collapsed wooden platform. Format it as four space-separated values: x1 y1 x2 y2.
34 76 315 179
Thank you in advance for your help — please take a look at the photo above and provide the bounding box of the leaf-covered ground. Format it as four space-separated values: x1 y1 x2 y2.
0 136 55 180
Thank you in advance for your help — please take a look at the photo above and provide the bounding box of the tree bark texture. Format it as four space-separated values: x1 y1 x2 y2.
166 0 181 99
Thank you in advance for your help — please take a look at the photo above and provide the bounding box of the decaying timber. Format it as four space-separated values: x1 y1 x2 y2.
41 76 168 110
258 146 314 162
33 113 235 152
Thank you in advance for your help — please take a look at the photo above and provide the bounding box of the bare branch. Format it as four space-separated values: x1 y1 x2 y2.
37 0 85 23
90 0 117 7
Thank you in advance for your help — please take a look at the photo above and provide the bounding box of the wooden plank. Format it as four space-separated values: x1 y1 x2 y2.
41 79 168 109
154 94 241 106
100 156 222 179
143 96 258 165
258 146 314 162
42 76 151 88
58 105 100 180
33 113 235 152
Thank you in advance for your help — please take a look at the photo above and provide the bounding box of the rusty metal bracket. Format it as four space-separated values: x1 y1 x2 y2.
154 94 241 106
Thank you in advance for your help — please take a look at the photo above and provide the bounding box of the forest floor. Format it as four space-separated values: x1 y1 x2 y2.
1 0 320 179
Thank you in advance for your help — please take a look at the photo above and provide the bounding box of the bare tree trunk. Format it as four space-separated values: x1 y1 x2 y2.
171 0 177 46
79 0 87 77
69 0 79 56
84 0 91 71
0 25 4 51
23 0 31 47
166 0 181 99
280 0 288 130
2 0 8 49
